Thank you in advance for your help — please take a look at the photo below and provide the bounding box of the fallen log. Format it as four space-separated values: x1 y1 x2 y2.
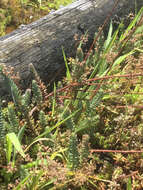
0 0 143 95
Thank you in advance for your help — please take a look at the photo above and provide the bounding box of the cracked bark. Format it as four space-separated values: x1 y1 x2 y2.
0 0 143 95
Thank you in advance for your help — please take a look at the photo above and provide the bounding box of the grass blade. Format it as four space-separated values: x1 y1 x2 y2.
104 20 113 50
62 46 71 80
35 109 80 140
120 7 143 41
13 174 32 190
52 82 56 117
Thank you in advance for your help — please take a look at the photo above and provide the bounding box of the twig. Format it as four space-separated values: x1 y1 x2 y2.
86 73 143 82
91 149 143 154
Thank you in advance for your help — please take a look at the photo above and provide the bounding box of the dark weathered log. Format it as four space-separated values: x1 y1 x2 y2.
0 0 143 95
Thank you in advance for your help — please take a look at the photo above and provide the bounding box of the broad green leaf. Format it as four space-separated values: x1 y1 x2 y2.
127 177 132 190
6 135 13 163
6 133 25 158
